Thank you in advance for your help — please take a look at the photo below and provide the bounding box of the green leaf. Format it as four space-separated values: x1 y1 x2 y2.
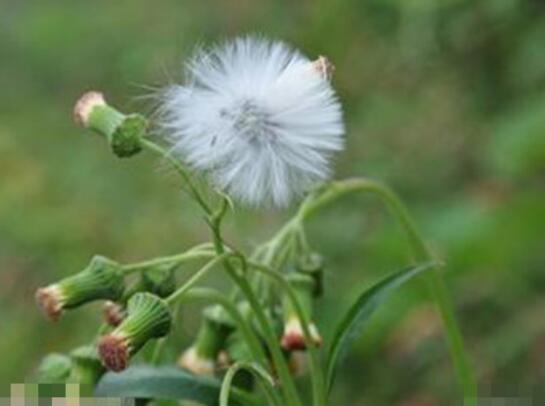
94 365 255 406
325 261 437 392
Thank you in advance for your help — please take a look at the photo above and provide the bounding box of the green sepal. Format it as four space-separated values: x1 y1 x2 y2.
36 353 72 383
116 292 172 355
58 256 125 309
141 265 177 298
110 114 146 158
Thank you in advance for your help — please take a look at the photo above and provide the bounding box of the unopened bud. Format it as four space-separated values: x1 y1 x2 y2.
312 56 335 80
36 353 72 383
178 347 215 376
280 274 322 351
281 316 322 351
178 305 234 376
74 91 146 158
36 256 124 321
74 91 106 126
296 252 324 297
141 265 176 298
102 301 126 327
98 292 171 372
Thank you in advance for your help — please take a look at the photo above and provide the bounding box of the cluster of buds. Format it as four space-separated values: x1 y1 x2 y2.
98 292 172 372
74 91 147 158
101 264 176 327
35 256 124 321
179 305 235 376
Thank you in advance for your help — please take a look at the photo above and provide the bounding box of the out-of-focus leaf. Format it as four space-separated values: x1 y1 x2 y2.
325 262 437 391
94 366 254 406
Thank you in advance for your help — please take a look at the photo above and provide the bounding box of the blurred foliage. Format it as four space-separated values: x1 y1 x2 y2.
1 0 544 404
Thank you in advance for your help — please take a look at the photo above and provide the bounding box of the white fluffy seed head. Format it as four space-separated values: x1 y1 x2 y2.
157 36 345 208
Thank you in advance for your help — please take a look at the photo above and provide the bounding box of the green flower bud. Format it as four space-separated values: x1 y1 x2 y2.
140 265 176 298
98 292 172 372
36 256 124 321
36 353 72 383
74 91 146 158
179 305 234 376
280 274 322 351
69 345 105 385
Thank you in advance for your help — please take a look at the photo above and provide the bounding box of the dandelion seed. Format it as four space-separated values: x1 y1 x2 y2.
158 36 345 207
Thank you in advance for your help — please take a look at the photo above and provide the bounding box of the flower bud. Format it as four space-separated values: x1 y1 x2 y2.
69 345 105 386
312 56 334 80
36 256 124 321
280 274 322 351
74 91 147 158
36 353 72 383
141 265 176 298
178 305 234 376
102 300 126 327
98 292 172 372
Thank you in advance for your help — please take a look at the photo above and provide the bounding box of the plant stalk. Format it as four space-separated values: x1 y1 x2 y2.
297 178 477 403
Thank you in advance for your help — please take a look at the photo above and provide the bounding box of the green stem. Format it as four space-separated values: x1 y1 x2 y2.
298 178 477 402
121 247 215 275
226 269 303 406
166 253 232 305
247 261 326 406
141 139 213 216
180 287 269 370
208 213 303 406
220 362 282 406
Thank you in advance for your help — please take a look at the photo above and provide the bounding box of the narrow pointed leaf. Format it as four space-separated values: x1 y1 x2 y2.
94 365 254 406
326 261 437 391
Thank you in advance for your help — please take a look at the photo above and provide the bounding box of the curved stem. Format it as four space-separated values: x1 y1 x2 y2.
141 138 213 215
121 247 215 274
221 260 303 406
298 178 477 402
166 253 232 305
208 213 303 406
220 362 281 406
247 261 326 406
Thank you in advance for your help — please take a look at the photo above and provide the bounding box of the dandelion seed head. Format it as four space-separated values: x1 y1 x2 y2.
158 36 345 207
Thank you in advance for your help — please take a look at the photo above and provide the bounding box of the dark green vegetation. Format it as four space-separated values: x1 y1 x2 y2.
1 0 544 404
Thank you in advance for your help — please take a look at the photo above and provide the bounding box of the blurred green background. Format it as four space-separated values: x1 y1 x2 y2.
1 0 545 404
